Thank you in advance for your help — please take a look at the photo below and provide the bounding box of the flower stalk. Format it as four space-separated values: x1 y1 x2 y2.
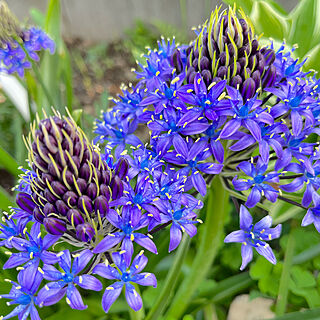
165 176 229 319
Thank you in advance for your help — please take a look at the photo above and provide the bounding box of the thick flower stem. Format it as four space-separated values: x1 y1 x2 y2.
145 234 190 320
165 176 229 319
275 229 295 316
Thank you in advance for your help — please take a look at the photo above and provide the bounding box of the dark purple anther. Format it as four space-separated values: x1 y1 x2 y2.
78 195 93 214
251 39 259 55
94 196 109 217
241 77 256 101
188 71 197 84
51 181 67 196
55 200 69 216
252 70 261 89
199 56 210 70
263 48 275 66
171 49 183 73
217 66 227 79
44 189 57 204
114 158 129 179
79 163 91 180
219 52 226 66
43 203 56 216
201 70 212 86
262 65 276 88
230 75 243 88
76 178 87 193
44 217 67 235
16 192 36 215
101 170 110 185
33 207 44 223
63 191 78 207
110 176 124 200
67 209 85 226
76 223 95 242
100 184 111 201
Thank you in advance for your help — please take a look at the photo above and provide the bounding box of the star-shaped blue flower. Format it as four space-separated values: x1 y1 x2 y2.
224 205 282 270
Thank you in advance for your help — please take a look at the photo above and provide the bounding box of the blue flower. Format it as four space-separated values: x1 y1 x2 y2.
0 27 55 78
177 73 227 123
224 205 282 270
93 205 158 264
219 86 274 142
266 80 318 136
281 159 320 207
232 158 280 208
164 136 223 196
302 190 320 232
93 251 157 313
0 215 23 249
3 223 59 270
37 249 102 310
0 268 42 320
154 196 202 252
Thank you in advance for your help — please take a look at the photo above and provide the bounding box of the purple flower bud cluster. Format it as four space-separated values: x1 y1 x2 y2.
20 113 128 245
0 27 55 77
172 7 276 100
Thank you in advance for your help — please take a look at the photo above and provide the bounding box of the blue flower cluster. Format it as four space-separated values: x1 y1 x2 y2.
0 27 55 77
3 5 320 319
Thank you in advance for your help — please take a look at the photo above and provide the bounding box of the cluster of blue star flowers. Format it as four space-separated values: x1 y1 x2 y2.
0 6 55 78
2 5 320 319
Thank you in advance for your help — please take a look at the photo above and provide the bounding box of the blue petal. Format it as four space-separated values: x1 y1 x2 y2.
93 263 121 280
132 272 157 288
239 205 252 230
66 285 87 310
224 230 245 243
92 234 123 254
254 216 272 231
255 244 276 265
101 282 123 313
240 244 253 270
191 171 207 196
72 249 93 275
168 223 182 252
245 187 261 208
129 252 148 275
125 283 143 311
75 274 102 291
134 234 158 254
301 209 314 227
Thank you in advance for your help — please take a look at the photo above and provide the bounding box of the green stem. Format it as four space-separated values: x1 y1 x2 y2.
18 40 55 109
165 176 229 319
145 234 190 320
31 60 55 110
276 229 295 316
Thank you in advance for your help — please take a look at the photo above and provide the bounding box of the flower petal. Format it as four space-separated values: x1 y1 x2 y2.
125 283 143 311
240 244 253 270
102 282 123 313
66 285 87 310
239 205 252 230
75 274 102 291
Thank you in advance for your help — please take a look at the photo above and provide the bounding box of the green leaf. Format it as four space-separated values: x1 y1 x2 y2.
222 0 254 14
269 307 320 320
288 0 320 57
250 256 282 297
250 0 289 40
29 8 45 27
0 185 14 210
290 266 316 288
0 145 20 177
303 43 320 72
